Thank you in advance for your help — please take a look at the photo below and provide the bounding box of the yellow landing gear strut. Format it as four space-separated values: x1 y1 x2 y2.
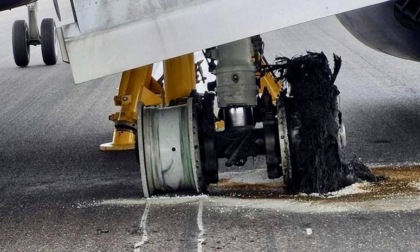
100 64 156 151
164 53 196 104
100 53 195 151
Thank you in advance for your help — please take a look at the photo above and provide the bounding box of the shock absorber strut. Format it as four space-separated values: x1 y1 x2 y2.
214 38 282 178
215 38 257 129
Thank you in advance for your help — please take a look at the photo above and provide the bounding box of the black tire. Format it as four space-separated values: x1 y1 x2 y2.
41 18 58 65
12 20 30 67
282 52 345 194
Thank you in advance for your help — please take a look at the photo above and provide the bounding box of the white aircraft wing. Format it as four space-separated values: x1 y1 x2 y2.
58 0 390 83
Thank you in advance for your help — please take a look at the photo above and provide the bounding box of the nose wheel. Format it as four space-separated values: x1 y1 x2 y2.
11 3 58 67
40 18 58 65
12 20 30 67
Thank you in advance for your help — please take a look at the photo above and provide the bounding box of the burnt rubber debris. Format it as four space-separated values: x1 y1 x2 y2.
273 52 384 194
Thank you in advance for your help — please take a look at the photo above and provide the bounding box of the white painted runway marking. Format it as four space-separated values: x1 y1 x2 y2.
129 196 208 252
197 199 205 252
134 199 151 252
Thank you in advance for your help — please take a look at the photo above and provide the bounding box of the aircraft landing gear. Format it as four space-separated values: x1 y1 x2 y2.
12 2 58 67
134 37 351 197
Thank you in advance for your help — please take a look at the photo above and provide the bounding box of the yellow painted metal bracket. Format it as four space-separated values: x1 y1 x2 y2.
259 72 282 102
100 65 155 151
257 57 283 102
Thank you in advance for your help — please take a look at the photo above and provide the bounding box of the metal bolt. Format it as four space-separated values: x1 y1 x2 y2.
232 74 239 83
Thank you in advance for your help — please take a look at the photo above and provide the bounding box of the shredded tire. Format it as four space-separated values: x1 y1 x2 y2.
277 52 382 194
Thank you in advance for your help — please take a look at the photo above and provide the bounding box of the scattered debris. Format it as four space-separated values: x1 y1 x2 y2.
301 181 370 198
343 156 387 185
409 181 420 190
96 228 109 234
210 165 420 201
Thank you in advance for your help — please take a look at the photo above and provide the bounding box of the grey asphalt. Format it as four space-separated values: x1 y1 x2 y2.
1 1 420 252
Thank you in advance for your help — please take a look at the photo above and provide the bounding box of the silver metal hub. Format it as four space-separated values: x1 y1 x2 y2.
224 107 254 128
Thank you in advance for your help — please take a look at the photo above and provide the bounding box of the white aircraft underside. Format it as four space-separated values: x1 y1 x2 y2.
58 0 390 83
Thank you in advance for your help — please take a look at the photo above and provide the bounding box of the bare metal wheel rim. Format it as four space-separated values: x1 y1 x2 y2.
138 99 201 197
277 97 292 184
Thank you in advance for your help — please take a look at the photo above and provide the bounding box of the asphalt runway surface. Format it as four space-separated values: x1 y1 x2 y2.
1 1 420 252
